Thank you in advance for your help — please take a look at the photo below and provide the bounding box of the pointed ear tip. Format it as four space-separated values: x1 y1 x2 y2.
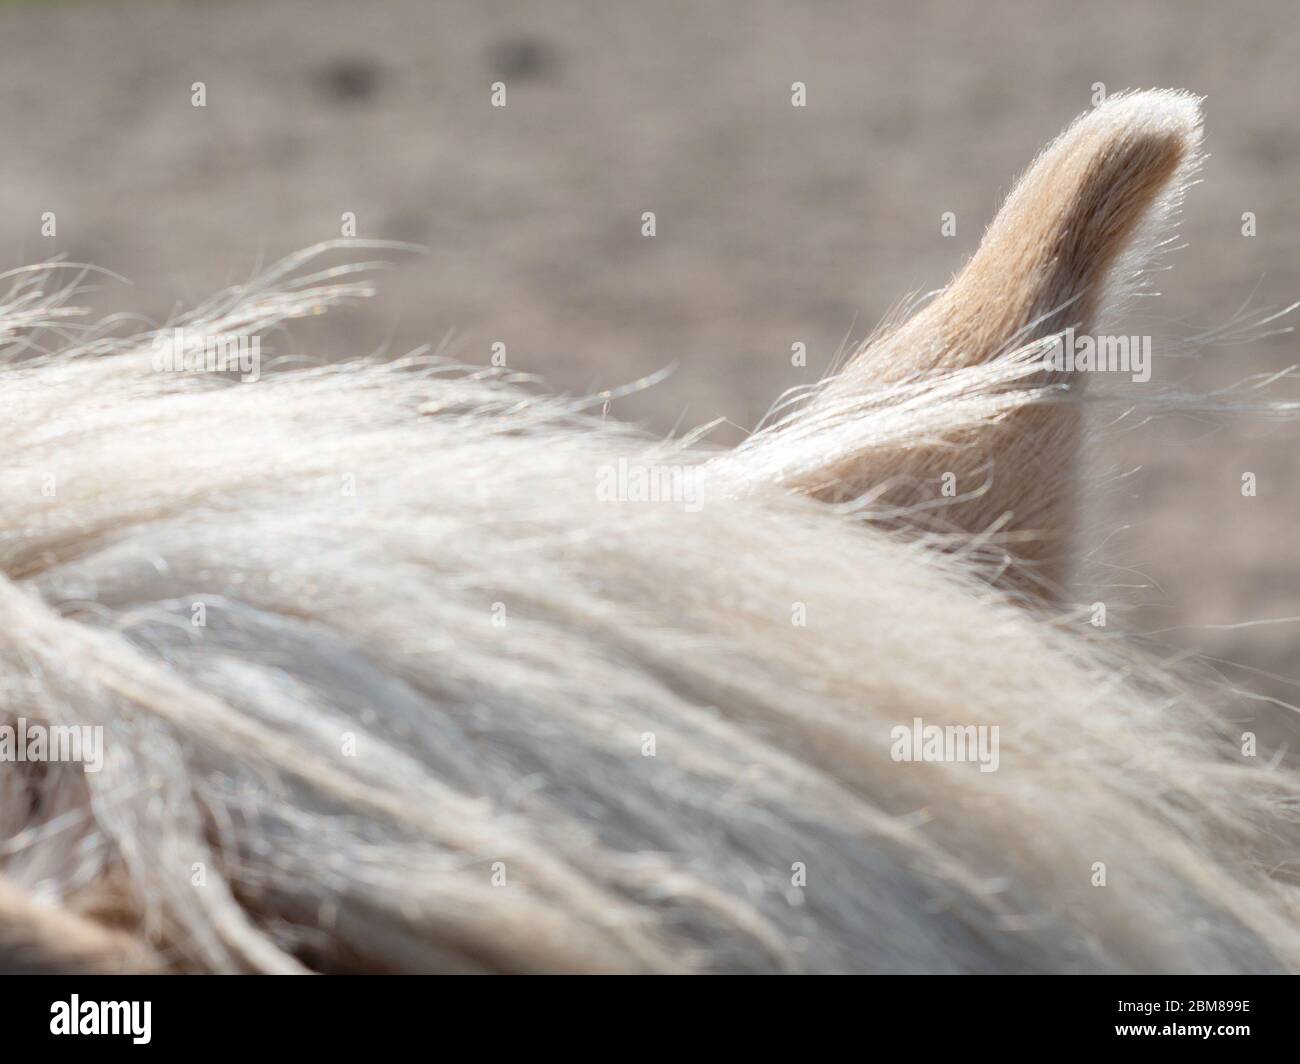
1089 90 1204 150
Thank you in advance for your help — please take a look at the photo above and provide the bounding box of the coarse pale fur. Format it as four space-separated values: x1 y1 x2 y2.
0 91 1296 973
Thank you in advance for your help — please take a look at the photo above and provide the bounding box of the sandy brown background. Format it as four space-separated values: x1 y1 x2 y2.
1 0 1296 715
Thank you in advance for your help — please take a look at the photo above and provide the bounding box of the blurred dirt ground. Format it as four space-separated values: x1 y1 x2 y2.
0 0 1296 721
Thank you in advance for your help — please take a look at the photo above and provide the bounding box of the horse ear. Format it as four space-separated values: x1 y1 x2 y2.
785 91 1202 596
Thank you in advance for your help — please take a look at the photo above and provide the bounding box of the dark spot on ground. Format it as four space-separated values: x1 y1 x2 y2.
486 35 560 82
317 58 382 104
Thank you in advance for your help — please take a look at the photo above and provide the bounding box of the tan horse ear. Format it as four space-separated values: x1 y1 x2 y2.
796 91 1202 596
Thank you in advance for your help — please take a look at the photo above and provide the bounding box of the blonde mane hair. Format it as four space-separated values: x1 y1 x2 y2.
2 91 1296 973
